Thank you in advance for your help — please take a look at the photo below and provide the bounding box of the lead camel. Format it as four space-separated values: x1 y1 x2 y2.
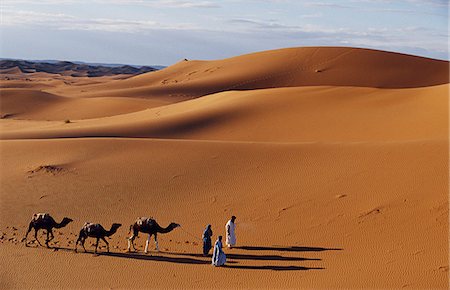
127 217 180 253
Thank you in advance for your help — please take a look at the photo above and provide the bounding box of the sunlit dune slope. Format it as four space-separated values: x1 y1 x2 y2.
2 85 447 142
0 138 447 288
55 47 449 100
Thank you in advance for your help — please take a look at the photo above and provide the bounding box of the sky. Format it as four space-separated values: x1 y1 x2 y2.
1 0 448 66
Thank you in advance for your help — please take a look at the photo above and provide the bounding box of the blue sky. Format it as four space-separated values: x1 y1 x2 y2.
1 0 448 65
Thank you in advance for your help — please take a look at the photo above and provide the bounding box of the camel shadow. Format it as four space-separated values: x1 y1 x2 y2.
100 251 210 265
27 244 74 251
47 246 209 265
234 246 343 252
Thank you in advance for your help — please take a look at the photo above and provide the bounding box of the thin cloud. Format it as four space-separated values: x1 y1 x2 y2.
226 17 447 58
303 0 447 17
351 0 449 7
302 2 352 9
2 9 199 32
1 0 221 8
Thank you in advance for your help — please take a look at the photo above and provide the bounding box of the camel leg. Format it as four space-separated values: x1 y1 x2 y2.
154 234 159 252
74 235 82 252
22 223 33 244
34 229 43 247
94 238 99 254
144 234 151 254
101 237 109 252
45 230 51 248
127 234 137 252
48 230 55 242
81 238 87 252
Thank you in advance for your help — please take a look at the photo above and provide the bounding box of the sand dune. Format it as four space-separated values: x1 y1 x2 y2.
0 88 173 120
55 47 449 101
0 59 157 77
0 47 448 289
2 85 448 141
0 138 447 288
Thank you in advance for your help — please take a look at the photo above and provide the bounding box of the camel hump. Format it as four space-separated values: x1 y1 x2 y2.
83 222 101 233
146 218 156 226
137 217 154 226
33 213 49 221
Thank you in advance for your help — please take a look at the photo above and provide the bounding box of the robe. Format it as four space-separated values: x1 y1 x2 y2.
202 226 213 255
225 220 236 247
212 240 226 266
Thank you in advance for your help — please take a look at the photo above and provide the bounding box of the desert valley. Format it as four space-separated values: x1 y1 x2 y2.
0 46 448 288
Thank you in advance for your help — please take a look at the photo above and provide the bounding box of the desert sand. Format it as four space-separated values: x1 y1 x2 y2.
0 47 448 289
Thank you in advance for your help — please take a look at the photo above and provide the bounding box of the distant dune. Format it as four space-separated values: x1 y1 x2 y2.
55 47 449 101
0 47 448 289
0 59 158 77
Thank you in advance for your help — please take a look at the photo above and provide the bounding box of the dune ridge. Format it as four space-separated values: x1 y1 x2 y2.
54 47 449 101
1 85 448 142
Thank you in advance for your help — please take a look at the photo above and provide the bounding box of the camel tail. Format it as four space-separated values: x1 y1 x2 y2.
77 228 86 239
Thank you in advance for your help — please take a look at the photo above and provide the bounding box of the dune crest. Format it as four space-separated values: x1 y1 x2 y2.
56 47 449 101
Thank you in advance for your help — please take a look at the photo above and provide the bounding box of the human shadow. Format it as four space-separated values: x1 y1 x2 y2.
234 246 343 252
223 265 325 271
165 251 320 262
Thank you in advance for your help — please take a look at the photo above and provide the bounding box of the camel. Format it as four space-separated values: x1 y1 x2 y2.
75 222 122 253
127 217 180 253
23 213 73 247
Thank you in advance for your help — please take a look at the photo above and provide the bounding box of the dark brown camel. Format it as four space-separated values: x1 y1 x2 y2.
127 217 180 253
22 213 73 247
75 222 122 253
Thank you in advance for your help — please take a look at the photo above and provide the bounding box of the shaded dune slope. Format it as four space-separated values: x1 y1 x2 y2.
0 89 170 120
57 47 449 101
1 85 448 141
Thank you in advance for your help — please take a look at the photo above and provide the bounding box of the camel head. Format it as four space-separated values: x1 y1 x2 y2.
54 217 73 229
108 223 122 236
169 222 180 230
61 217 74 225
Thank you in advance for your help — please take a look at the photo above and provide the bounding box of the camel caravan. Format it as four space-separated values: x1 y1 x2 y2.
22 213 180 254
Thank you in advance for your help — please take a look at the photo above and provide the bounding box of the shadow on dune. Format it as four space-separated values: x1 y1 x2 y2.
47 246 208 265
222 265 325 271
234 246 343 252
165 251 320 262
100 251 210 265
36 246 331 270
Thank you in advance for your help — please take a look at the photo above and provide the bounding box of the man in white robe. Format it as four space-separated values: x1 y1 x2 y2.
225 215 236 248
212 236 226 266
